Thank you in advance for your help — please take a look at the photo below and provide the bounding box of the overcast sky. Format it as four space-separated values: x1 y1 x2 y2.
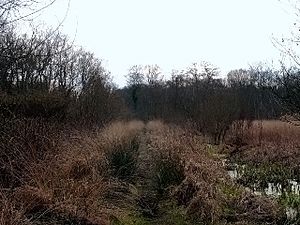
35 0 296 87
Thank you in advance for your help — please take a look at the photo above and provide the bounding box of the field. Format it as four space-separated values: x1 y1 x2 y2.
0 119 299 225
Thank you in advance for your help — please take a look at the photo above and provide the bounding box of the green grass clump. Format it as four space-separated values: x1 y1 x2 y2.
111 201 194 225
111 213 152 225
153 156 185 197
219 182 243 199
106 138 140 181
218 182 244 222
136 193 160 218
237 164 293 191
156 201 192 225
280 192 300 209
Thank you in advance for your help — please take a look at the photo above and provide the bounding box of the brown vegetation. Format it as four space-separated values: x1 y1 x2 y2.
0 120 287 225
144 121 284 224
0 2 299 223
0 120 145 224
226 120 300 167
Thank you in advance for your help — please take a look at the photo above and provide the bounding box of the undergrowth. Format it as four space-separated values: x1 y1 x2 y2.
0 119 292 225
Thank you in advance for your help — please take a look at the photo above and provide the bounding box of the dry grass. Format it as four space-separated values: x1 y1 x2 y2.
0 118 62 188
0 119 285 224
145 122 224 183
226 120 300 166
0 192 31 225
0 120 145 225
143 121 284 224
245 120 300 146
100 120 145 147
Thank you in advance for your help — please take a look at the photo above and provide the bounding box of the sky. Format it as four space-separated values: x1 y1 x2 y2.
32 0 297 87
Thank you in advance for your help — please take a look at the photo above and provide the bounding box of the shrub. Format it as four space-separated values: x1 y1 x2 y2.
0 91 70 120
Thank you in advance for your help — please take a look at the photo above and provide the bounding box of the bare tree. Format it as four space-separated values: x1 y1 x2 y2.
144 64 163 86
275 65 300 121
0 0 58 32
126 65 144 87
273 1 300 120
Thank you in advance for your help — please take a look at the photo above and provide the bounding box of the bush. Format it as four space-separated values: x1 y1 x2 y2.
0 91 70 120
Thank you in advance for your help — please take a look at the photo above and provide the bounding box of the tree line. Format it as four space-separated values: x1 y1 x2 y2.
121 62 299 143
0 0 299 141
0 27 124 125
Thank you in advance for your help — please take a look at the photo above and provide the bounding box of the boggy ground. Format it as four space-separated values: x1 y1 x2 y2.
0 120 290 225
224 120 300 224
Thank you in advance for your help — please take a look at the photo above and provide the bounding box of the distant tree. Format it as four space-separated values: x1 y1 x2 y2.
227 66 282 120
125 65 144 112
126 65 144 87
227 69 251 87
144 64 163 86
142 65 165 119
167 70 187 119
275 66 300 120
186 61 219 84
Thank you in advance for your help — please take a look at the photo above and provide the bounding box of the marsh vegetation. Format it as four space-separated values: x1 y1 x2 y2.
0 0 300 224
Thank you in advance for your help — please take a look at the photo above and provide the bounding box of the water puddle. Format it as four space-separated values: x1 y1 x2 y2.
224 160 300 221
